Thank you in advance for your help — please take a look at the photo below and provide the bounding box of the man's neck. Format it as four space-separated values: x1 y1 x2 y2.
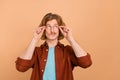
46 39 58 47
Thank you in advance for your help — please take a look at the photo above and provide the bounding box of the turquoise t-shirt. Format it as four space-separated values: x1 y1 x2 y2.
43 47 56 80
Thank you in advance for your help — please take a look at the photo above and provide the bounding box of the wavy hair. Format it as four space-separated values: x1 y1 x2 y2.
39 13 66 40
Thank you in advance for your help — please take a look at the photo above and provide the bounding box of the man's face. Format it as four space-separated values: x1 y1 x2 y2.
45 19 59 41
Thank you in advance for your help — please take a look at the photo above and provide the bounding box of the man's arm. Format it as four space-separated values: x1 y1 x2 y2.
15 27 45 72
59 26 92 68
19 26 45 60
67 37 87 57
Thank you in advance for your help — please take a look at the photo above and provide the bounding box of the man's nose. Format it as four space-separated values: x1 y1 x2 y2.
50 27 54 32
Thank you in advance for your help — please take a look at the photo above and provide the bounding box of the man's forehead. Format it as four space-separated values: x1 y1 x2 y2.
46 20 58 25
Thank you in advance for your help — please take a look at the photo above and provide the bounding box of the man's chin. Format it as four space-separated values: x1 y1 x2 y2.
47 37 58 41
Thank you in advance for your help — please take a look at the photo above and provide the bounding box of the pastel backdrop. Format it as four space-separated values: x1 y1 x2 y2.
0 0 120 80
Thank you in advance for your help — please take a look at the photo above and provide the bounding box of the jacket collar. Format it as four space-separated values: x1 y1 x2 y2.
41 41 64 48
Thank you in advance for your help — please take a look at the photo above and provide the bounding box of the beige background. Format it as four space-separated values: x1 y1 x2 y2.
0 0 120 80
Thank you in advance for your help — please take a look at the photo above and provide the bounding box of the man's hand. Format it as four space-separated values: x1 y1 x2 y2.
59 26 73 41
33 26 45 42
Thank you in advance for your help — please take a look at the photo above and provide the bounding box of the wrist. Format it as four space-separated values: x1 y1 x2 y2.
67 36 74 44
32 37 39 44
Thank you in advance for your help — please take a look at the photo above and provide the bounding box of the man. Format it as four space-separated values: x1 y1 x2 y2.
15 13 92 80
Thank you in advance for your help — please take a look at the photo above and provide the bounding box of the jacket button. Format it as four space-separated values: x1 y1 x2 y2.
44 59 47 62
46 49 48 51
41 69 44 72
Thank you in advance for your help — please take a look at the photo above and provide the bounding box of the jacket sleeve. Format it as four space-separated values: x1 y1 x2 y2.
66 45 92 68
15 47 37 72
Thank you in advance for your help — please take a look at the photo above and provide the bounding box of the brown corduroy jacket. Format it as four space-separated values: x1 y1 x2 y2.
15 42 92 80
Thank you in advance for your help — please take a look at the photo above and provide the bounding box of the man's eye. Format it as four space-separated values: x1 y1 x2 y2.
46 25 50 28
54 26 58 28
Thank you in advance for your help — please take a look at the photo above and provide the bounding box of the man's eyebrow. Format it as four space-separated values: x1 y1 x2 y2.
46 24 58 25
46 24 50 25
54 24 58 25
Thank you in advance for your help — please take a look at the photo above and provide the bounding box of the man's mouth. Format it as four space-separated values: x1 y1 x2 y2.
50 32 56 35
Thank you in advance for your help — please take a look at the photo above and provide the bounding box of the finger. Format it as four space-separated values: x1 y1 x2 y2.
59 26 68 31
37 26 45 33
36 28 41 34
59 26 64 34
60 27 68 33
59 26 65 30
36 30 40 34
41 27 45 33
65 28 69 32
63 27 70 33
38 26 45 30
59 26 67 32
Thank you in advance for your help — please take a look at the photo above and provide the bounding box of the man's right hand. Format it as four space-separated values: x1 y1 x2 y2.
33 26 45 42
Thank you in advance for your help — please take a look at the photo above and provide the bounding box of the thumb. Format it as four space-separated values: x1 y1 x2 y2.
59 26 64 34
